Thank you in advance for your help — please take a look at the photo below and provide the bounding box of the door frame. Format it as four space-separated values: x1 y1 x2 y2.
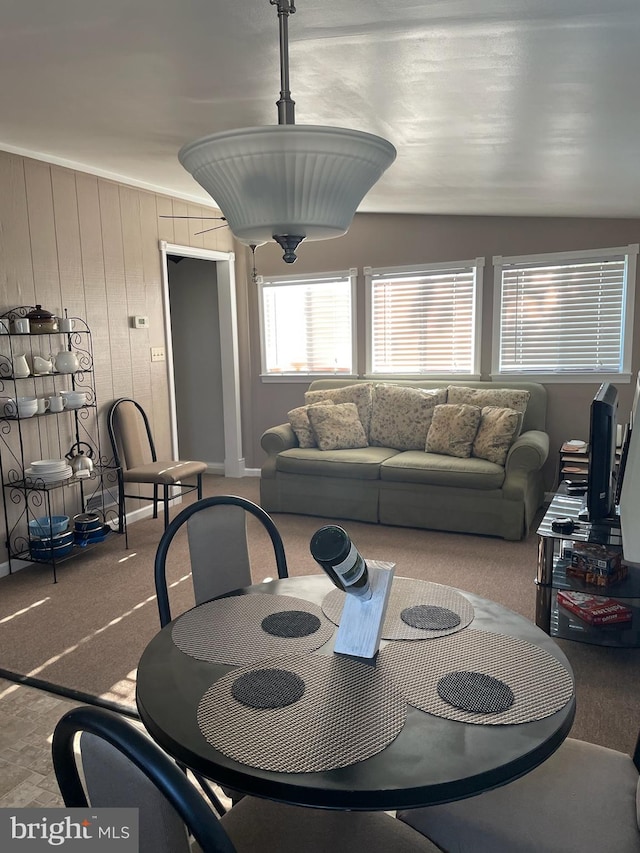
159 240 244 477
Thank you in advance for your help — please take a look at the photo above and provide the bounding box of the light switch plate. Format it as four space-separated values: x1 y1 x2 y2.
132 315 149 328
150 347 165 362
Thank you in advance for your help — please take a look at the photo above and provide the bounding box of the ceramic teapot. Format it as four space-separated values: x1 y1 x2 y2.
53 350 79 374
32 354 54 375
12 354 30 378
65 442 94 474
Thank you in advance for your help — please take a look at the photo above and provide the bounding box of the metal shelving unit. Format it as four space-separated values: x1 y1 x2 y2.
0 306 122 581
535 487 640 647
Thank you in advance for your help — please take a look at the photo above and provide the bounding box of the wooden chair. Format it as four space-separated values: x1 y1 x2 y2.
154 494 289 627
107 397 207 537
52 705 442 853
397 732 640 853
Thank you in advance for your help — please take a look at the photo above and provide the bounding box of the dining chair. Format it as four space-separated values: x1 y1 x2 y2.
154 494 289 627
52 705 443 853
107 397 207 537
397 731 640 853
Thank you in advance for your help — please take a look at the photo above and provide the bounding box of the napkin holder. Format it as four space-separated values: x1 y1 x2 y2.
333 560 395 660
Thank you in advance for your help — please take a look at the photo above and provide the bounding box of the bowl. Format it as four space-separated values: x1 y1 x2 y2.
60 391 87 409
16 396 38 418
28 515 70 538
74 525 110 545
31 530 74 548
73 512 102 532
30 540 73 560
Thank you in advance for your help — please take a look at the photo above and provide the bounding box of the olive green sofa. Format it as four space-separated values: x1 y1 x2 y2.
259 379 549 541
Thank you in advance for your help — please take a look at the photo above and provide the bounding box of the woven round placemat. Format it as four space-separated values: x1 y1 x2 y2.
378 628 574 724
172 595 335 665
322 577 474 640
197 652 407 772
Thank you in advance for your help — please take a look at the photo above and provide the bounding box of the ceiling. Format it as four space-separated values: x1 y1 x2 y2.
2 0 640 218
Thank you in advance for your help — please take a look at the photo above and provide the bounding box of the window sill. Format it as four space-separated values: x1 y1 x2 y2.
490 372 632 384
261 373 359 384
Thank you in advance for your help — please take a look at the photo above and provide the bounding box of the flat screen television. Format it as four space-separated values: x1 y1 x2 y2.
586 382 619 524
619 372 640 563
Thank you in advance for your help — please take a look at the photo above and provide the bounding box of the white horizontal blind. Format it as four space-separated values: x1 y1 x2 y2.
498 255 628 374
260 271 354 375
368 263 479 374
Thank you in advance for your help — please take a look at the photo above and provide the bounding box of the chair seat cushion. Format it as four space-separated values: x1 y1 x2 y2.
397 737 640 853
122 460 207 485
221 796 442 853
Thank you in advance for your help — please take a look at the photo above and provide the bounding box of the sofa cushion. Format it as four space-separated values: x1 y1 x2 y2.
276 446 399 479
305 383 374 436
447 385 530 434
380 451 506 489
426 404 482 458
370 385 448 451
287 401 334 448
308 402 369 451
472 406 520 465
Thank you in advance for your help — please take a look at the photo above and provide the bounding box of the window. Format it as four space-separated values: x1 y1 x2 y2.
365 259 484 377
259 269 356 377
493 245 638 379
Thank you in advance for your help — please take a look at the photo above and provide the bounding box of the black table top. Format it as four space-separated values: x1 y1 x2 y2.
538 489 623 547
136 575 575 811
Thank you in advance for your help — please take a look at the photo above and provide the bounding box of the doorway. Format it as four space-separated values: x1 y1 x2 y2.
160 241 244 477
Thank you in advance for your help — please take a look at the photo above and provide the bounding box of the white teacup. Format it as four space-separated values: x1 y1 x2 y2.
13 318 30 334
49 395 67 413
59 318 75 333
36 398 50 415
0 318 9 334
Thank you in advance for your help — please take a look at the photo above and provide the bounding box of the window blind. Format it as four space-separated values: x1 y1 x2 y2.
369 264 478 374
498 257 627 374
260 273 354 374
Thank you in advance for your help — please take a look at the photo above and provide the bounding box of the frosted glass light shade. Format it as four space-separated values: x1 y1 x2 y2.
179 125 396 248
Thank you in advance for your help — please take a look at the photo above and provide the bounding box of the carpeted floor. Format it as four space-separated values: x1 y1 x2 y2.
0 474 637 755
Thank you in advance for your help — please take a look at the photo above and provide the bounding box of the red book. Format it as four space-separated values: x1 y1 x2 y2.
557 590 632 626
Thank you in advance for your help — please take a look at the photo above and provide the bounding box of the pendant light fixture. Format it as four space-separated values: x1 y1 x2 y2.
178 0 396 263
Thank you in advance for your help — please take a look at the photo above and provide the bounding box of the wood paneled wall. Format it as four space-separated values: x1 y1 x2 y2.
0 151 236 563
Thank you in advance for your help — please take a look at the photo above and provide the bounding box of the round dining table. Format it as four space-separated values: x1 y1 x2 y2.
136 574 575 811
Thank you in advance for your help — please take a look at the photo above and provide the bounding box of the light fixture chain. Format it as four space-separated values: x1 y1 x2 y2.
270 0 296 125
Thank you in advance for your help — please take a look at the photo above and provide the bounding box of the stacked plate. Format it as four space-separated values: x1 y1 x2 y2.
25 459 73 484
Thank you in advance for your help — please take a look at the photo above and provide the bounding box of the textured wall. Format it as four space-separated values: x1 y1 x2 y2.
0 151 237 563
249 213 640 484
2 147 639 563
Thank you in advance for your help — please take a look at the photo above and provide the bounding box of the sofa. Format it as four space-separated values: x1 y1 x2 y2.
260 379 549 540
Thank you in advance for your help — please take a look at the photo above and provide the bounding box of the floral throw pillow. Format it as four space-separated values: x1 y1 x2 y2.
472 406 520 466
426 403 482 458
447 386 530 434
304 383 373 436
370 385 448 450
307 402 369 451
287 401 334 448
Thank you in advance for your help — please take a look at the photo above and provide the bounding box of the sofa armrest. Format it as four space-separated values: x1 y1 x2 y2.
261 423 298 455
505 429 549 473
